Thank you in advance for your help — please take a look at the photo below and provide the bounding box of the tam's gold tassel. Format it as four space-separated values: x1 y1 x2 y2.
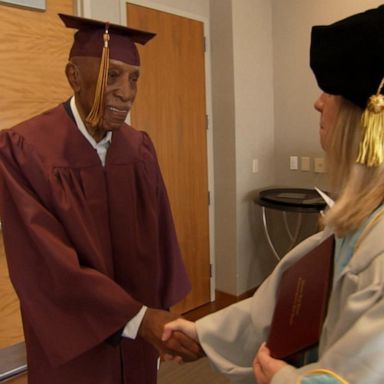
85 23 110 128
356 77 384 167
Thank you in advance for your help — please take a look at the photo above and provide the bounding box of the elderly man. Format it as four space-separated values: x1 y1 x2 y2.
0 13 201 384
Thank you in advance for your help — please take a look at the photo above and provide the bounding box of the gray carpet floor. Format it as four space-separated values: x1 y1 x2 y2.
158 357 231 383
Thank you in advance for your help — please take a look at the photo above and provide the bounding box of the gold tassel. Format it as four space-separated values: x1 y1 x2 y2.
356 77 384 167
85 23 110 128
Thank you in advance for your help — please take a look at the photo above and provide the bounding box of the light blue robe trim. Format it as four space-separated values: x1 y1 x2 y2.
302 374 341 384
334 203 384 281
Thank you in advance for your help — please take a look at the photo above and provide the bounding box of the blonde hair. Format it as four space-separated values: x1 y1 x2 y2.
323 98 384 237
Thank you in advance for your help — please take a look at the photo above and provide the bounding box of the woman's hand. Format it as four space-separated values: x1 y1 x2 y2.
162 317 198 341
161 318 204 363
253 343 287 384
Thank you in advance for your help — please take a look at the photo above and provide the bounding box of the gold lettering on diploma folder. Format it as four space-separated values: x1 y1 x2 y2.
289 277 305 326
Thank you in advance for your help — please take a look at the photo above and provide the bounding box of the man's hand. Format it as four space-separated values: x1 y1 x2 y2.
253 343 287 384
138 308 204 362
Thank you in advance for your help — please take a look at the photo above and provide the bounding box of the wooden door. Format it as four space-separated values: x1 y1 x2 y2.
0 0 73 130
126 3 210 313
0 0 74 350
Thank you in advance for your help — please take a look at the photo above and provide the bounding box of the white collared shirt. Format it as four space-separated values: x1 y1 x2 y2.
70 97 112 166
69 97 147 339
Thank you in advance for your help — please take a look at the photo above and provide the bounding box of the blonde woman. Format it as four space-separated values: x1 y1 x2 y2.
163 5 384 384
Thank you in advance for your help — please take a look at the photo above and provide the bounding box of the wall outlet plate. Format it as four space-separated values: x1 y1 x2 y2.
301 156 310 171
314 157 326 173
290 156 298 170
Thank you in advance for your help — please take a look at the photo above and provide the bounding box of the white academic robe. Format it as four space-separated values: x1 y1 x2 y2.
196 210 384 383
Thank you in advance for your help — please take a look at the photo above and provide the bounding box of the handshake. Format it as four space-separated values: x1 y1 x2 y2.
138 308 204 363
137 308 287 383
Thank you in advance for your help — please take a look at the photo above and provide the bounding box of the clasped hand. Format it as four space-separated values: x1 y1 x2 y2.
138 308 204 363
144 310 288 382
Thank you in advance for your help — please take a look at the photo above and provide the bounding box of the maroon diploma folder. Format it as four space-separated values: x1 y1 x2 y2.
267 235 334 363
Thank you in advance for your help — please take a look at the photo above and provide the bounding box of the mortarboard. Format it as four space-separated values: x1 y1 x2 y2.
59 13 156 127
310 5 384 167
59 13 155 66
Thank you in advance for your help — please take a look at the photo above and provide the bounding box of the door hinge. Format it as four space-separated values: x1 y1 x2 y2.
206 114 209 130
208 191 211 205
203 35 206 52
209 263 213 278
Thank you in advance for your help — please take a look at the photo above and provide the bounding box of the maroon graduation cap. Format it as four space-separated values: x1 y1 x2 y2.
59 13 155 65
59 13 156 127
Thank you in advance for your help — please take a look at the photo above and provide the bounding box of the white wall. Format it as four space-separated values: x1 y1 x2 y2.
210 0 237 294
232 0 275 293
81 0 209 22
273 0 384 189
210 0 276 295
202 0 384 296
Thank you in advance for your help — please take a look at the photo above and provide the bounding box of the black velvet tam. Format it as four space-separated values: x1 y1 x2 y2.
310 5 384 109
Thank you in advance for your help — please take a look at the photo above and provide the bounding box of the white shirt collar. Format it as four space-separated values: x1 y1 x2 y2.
69 97 111 166
69 97 112 148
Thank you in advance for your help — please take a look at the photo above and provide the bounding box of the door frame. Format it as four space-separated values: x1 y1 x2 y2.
121 0 215 302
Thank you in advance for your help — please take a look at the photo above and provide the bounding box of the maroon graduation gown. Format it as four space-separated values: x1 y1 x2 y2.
0 103 190 384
